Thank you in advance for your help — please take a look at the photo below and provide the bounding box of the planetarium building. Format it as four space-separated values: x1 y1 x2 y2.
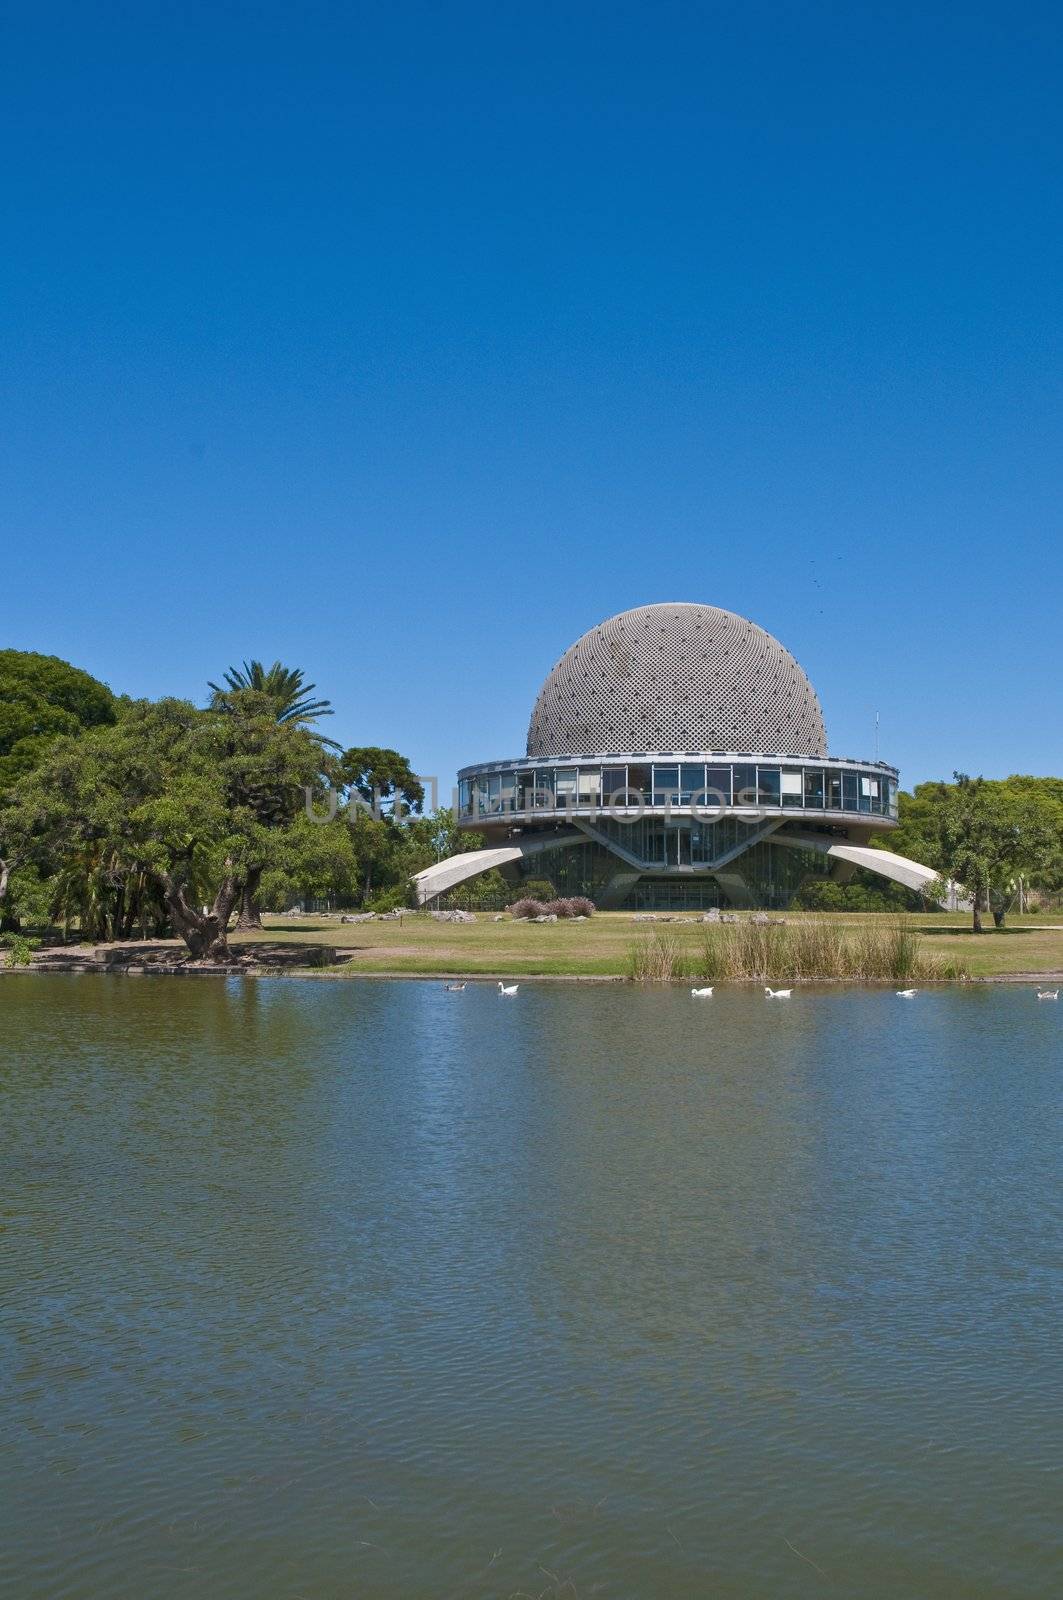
414 603 940 911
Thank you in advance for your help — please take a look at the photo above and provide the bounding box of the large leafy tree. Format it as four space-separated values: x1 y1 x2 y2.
9 698 326 959
0 651 117 922
927 774 1057 931
208 661 339 927
885 774 1063 925
339 748 425 903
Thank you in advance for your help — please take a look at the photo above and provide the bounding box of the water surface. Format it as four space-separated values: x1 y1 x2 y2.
1 976 1060 1598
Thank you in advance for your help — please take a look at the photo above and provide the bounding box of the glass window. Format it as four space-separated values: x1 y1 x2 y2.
843 772 859 811
781 769 803 807
555 768 577 807
643 822 667 863
732 764 758 806
757 767 781 806
485 773 502 814
500 773 517 812
804 768 824 808
627 763 651 805
577 768 602 805
825 771 842 809
860 774 878 815
516 771 535 810
602 766 628 798
533 769 555 808
652 765 679 806
677 763 705 803
704 765 731 807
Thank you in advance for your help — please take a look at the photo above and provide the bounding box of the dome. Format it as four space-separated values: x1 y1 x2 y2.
526 602 827 759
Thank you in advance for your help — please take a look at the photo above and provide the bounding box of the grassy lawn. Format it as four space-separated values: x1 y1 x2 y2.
233 910 1063 981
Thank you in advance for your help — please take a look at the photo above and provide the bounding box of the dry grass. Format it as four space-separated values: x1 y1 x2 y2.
627 918 959 982
692 918 963 982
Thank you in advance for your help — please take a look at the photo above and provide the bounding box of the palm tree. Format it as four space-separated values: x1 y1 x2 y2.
207 660 338 743
208 660 339 929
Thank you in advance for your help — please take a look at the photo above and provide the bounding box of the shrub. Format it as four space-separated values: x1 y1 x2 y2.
793 873 922 913
366 886 409 913
444 868 512 910
508 898 548 919
520 878 556 903
0 932 41 967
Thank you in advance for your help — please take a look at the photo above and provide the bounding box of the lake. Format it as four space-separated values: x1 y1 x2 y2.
1 975 1059 1598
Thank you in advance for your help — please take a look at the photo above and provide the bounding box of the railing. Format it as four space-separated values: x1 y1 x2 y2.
458 758 898 824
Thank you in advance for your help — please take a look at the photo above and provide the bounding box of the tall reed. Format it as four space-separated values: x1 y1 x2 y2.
628 917 966 982
627 930 684 980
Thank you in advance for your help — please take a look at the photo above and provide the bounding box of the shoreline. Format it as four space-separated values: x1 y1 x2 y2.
4 963 1060 987
5 911 1061 986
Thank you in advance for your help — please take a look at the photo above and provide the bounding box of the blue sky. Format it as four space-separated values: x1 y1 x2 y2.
4 1 1060 796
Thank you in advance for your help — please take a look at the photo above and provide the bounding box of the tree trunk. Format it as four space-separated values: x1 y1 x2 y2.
972 889 983 934
161 873 241 961
0 858 21 931
235 866 263 930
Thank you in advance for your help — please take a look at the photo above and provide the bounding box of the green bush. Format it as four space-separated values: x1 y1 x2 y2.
366 885 409 913
793 874 921 912
443 869 512 910
520 878 556 902
1 932 41 966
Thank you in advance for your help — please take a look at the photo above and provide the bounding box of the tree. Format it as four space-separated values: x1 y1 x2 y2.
340 747 424 814
208 660 338 741
9 698 326 960
208 662 339 926
0 651 117 923
339 749 426 903
933 774 1057 932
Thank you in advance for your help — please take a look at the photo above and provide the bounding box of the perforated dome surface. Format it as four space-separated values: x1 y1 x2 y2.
526 603 827 758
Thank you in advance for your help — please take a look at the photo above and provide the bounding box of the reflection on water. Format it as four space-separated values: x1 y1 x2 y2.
1 976 1060 1598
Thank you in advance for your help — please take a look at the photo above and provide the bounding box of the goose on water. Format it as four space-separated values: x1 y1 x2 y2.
691 986 714 998
1036 989 1058 1000
498 982 519 996
443 982 466 991
764 987 792 999
896 988 918 998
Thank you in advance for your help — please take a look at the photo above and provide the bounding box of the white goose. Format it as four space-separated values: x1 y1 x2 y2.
691 986 714 998
896 988 918 998
498 982 519 996
765 987 792 1000
1036 989 1058 1000
443 982 466 992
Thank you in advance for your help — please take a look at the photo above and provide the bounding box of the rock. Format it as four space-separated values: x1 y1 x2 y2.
493 914 506 922
429 909 476 923
341 912 375 924
702 908 721 922
530 913 558 923
633 913 657 922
